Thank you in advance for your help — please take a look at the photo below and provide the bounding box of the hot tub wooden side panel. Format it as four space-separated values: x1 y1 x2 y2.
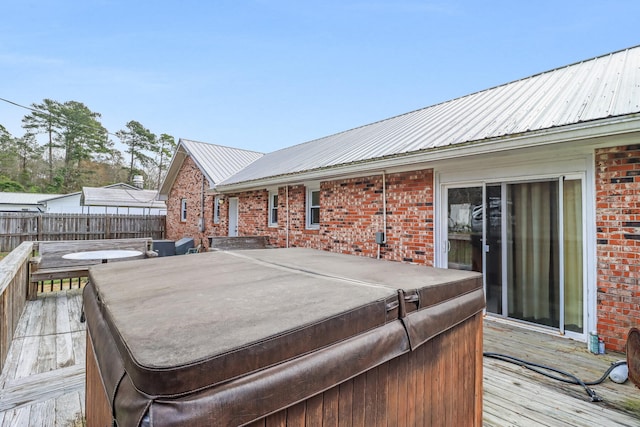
85 316 482 427
246 312 483 427
86 313 482 426
86 329 112 427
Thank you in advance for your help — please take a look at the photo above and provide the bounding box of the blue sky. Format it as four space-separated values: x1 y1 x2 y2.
1 1 639 154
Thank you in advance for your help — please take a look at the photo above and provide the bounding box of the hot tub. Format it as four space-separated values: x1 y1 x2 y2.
84 248 484 426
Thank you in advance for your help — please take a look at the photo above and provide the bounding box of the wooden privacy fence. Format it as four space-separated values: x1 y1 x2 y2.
0 213 166 252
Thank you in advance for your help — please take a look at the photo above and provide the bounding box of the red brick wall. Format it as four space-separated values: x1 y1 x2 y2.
168 145 640 352
221 171 435 264
236 190 269 236
384 170 434 264
310 171 434 264
595 144 640 352
286 185 320 248
166 156 215 249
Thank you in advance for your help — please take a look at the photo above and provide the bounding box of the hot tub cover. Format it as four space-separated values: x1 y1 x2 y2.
84 248 484 426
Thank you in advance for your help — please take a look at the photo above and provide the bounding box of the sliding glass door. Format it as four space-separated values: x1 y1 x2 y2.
446 187 483 272
507 181 560 328
445 178 584 334
562 179 584 333
485 185 503 315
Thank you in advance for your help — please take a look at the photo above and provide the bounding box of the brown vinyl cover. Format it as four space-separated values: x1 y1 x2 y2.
84 248 484 426
238 249 485 350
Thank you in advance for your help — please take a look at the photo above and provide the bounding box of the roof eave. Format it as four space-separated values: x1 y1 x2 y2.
214 114 640 193
159 143 189 198
83 202 166 209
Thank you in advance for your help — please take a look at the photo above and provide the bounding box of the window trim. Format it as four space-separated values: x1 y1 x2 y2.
213 195 221 224
180 198 187 222
268 190 278 227
306 185 320 230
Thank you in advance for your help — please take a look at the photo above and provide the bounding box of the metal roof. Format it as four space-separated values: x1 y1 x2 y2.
81 187 166 209
219 45 640 188
181 139 264 184
159 139 263 196
0 192 63 205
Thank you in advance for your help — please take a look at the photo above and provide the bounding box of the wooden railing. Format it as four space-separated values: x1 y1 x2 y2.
0 241 32 373
29 237 157 298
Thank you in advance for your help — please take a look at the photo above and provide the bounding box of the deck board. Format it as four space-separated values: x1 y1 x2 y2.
483 318 640 426
0 289 85 424
1 289 639 426
483 362 634 426
0 364 85 411
55 292 74 369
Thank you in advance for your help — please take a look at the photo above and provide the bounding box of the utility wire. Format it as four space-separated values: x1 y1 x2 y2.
0 95 120 138
0 96 41 113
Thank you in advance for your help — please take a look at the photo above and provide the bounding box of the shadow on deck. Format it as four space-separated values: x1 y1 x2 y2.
0 290 638 426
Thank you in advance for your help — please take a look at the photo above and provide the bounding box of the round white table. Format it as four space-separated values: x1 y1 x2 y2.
62 249 143 264
64 249 144 322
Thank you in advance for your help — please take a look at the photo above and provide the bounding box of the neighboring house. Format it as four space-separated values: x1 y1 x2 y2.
80 185 166 215
0 192 63 212
161 45 640 352
2 183 166 215
39 191 84 213
158 139 263 246
44 183 166 215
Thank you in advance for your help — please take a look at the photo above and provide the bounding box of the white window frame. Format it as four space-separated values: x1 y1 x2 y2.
213 195 221 224
180 198 187 222
306 184 320 230
268 190 278 227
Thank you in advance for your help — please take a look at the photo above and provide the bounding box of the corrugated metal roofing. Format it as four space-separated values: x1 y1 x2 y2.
159 139 263 197
82 187 166 209
0 192 63 205
181 139 264 185
220 45 640 187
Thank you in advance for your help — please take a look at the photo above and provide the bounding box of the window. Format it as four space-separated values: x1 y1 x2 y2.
268 191 278 227
213 196 221 224
180 198 187 222
306 186 320 229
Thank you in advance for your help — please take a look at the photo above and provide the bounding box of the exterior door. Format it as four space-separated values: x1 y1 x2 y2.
228 197 239 237
445 185 502 314
506 181 561 329
444 179 584 334
484 185 503 315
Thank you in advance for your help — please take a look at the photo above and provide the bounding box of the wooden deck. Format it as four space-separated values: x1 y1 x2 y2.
483 319 639 426
1 290 638 426
0 289 85 426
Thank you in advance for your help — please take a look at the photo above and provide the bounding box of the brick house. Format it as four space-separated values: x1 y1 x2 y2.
160 46 640 352
158 139 263 248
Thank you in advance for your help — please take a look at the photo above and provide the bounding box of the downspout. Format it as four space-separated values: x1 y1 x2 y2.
286 185 290 248
383 171 387 241
200 175 205 233
378 171 387 260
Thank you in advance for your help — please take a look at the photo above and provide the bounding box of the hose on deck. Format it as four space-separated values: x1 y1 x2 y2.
483 352 627 402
